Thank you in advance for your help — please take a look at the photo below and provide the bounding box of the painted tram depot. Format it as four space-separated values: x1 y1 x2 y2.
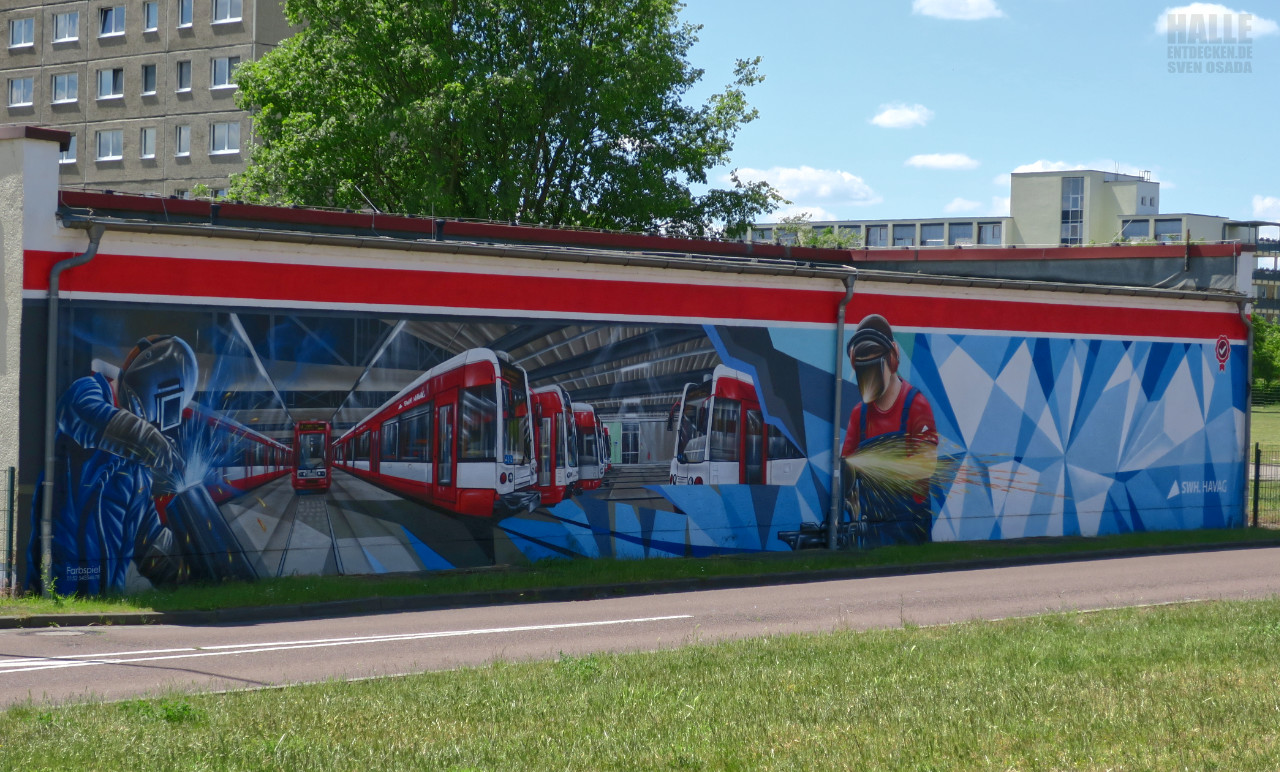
0 128 1257 596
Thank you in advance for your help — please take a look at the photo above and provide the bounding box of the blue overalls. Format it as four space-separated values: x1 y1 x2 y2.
27 373 171 595
850 386 934 547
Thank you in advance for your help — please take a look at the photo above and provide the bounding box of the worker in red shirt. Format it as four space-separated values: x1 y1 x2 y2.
841 314 938 546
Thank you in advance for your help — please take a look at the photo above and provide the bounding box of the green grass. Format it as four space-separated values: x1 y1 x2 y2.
1252 405 1280 444
3 598 1279 769
3 527 1276 618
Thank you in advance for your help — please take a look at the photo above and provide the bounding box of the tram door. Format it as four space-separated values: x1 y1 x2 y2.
434 402 456 508
744 409 764 484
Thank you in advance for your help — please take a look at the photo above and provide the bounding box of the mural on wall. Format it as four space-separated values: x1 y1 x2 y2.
24 298 1247 595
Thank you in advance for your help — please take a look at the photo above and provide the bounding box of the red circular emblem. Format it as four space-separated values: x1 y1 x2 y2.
1215 335 1230 371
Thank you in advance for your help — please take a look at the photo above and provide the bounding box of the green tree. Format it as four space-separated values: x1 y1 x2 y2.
231 0 782 237
1253 314 1280 383
776 213 862 248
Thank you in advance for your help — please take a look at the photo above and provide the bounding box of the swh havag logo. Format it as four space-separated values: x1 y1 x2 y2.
1166 10 1254 74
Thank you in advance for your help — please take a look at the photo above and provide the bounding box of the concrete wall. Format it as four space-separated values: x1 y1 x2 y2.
1007 173 1062 246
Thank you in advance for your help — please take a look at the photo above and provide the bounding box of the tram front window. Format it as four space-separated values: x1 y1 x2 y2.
500 370 532 465
298 433 326 470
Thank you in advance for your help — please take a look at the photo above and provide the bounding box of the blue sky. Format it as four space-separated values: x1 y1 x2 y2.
679 0 1279 236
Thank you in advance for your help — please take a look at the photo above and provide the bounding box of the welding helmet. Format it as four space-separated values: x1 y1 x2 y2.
847 315 897 404
118 335 198 431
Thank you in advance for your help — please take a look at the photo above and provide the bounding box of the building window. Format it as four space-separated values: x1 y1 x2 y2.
892 224 915 247
143 1 158 30
1155 219 1183 243
213 188 229 198
948 222 973 245
210 56 239 88
53 11 79 41
210 121 239 153
141 63 156 94
97 67 124 98
99 6 125 37
8 77 34 107
212 0 242 22
1121 219 1150 241
1060 176 1084 245
839 225 861 242
9 18 34 47
919 223 944 246
865 225 888 248
174 124 190 156
59 134 77 164
95 129 123 160
752 228 772 243
140 126 156 158
51 72 78 103
175 60 191 91
177 0 192 27
978 222 1002 245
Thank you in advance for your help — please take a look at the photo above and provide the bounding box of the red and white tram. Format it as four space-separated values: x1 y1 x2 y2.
292 420 332 492
532 385 580 505
572 402 607 491
331 349 539 517
668 365 807 486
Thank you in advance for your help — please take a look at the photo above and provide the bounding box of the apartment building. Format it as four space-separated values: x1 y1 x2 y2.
750 169 1270 250
2 0 290 196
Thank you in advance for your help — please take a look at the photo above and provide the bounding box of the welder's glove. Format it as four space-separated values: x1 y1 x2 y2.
100 409 183 477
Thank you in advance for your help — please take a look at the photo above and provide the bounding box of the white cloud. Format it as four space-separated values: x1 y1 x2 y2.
993 173 1012 187
906 153 980 170
1254 195 1280 220
944 197 982 214
732 166 882 212
870 103 934 129
1155 3 1278 36
912 0 1004 20
990 196 1011 216
773 205 841 222
1011 160 1088 174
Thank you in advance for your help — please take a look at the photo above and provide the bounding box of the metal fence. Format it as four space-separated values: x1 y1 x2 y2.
0 467 15 596
1250 444 1280 528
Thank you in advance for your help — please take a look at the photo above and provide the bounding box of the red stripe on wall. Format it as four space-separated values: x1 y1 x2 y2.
23 249 1247 340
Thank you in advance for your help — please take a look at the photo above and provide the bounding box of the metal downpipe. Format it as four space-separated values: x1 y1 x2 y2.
40 223 106 596
829 272 857 549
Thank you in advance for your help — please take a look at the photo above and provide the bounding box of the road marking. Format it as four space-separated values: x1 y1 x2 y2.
0 615 693 674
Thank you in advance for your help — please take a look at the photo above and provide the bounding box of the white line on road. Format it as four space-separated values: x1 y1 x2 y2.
0 615 693 675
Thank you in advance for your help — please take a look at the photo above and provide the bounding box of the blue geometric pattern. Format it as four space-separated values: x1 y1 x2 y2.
910 333 1247 540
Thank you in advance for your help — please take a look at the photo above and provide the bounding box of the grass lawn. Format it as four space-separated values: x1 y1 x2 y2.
2 598 1278 769
1253 406 1280 444
3 527 1277 618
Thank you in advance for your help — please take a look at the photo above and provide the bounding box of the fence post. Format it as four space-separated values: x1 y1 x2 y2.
2 466 12 594
1253 443 1262 529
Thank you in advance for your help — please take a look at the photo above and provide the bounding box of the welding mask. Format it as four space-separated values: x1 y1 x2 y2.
118 335 198 431
848 326 896 405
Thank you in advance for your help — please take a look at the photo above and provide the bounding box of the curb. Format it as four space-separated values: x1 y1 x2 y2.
3 539 1279 630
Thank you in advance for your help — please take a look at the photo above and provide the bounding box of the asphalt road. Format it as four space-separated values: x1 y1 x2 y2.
3 546 1279 708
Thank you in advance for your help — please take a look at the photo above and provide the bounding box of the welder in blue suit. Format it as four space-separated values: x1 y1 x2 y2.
29 335 197 595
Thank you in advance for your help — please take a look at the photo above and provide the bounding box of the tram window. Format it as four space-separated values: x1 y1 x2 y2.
578 428 598 465
501 377 531 465
399 406 432 461
710 398 741 462
563 408 579 468
356 431 370 461
381 419 399 461
678 395 709 464
767 426 806 459
298 433 327 470
460 387 497 461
